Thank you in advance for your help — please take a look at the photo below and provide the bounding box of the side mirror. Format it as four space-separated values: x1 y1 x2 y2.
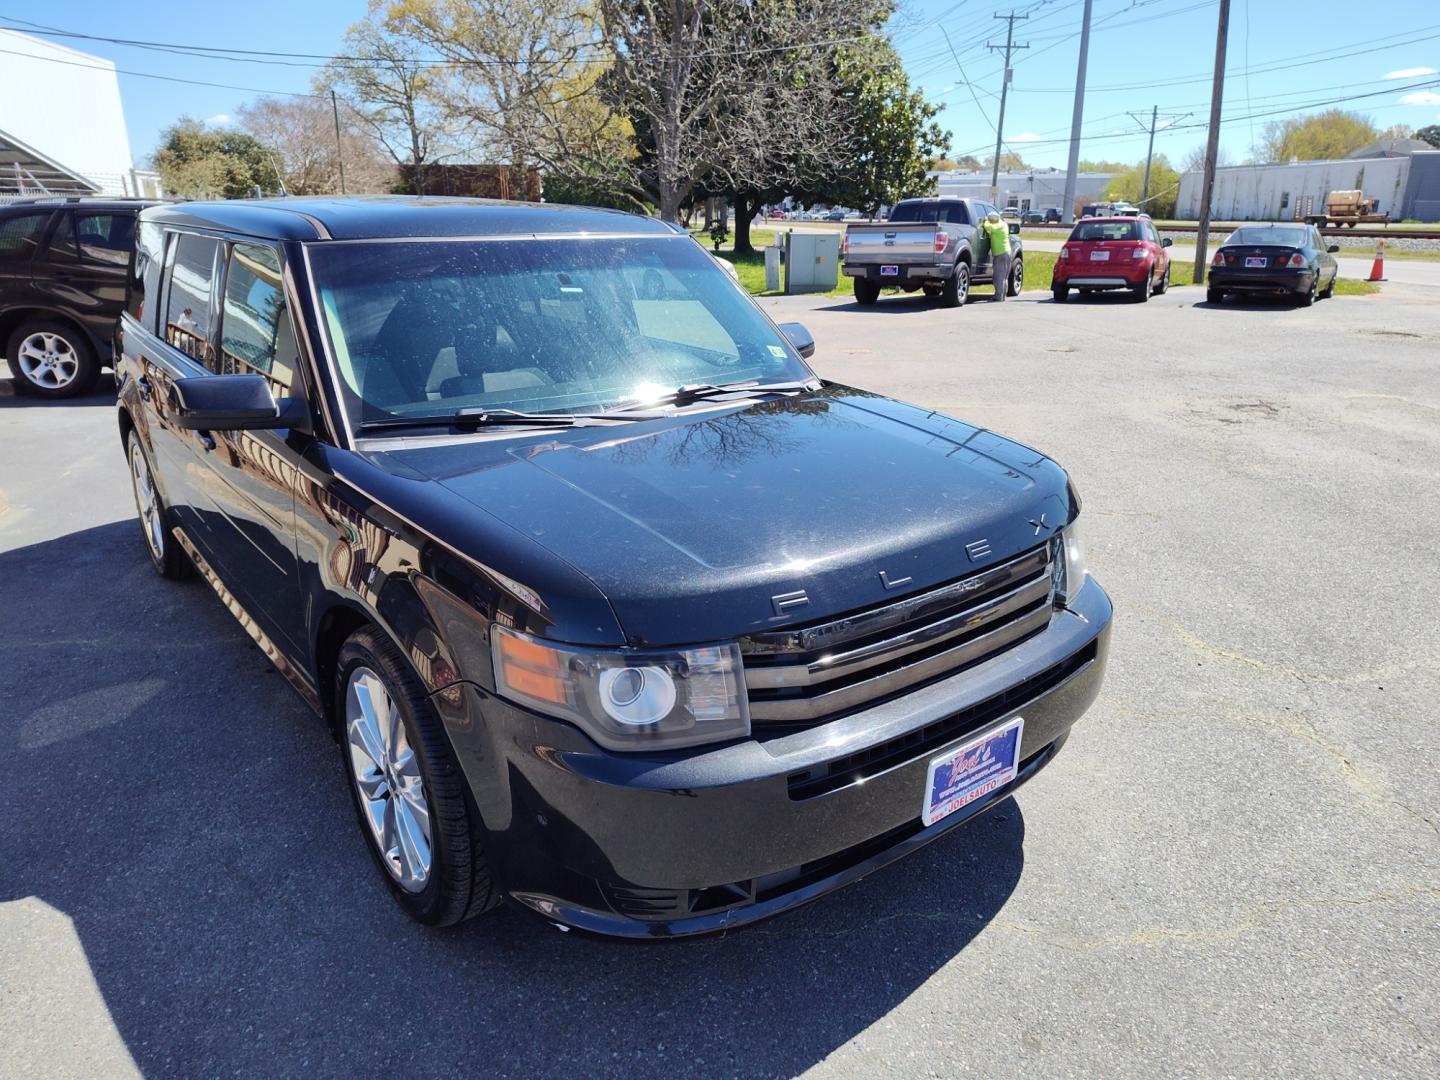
173 374 307 431
1161 237 1173 248
778 322 815 359
1327 244 1340 253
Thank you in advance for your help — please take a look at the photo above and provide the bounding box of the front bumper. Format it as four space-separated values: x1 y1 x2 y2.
1209 268 1312 294
450 578 1113 937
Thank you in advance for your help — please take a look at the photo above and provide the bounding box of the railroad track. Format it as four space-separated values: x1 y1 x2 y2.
1018 222 1439 241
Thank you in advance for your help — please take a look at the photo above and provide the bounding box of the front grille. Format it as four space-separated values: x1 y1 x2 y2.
785 640 1096 800
741 544 1055 730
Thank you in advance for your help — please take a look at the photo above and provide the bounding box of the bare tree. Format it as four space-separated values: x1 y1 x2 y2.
388 0 597 172
317 4 460 194
237 96 397 195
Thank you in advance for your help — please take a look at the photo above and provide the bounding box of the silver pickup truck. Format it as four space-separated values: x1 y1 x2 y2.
841 197 1022 307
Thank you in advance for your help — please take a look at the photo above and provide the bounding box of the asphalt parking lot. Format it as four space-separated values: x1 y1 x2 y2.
2 281 1437 1078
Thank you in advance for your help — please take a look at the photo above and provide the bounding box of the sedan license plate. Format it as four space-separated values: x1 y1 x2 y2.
1089 250 1110 261
880 265 900 276
922 716 1024 827
1245 256 1267 268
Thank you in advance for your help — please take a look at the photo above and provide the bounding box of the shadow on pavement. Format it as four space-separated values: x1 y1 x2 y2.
0 370 117 407
0 520 1027 1077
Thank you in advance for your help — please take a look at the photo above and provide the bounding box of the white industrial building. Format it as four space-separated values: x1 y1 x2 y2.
1176 146 1440 223
934 169 1116 214
0 29 161 199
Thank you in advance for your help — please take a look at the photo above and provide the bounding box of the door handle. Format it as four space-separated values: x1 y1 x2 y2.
136 375 153 401
198 431 216 452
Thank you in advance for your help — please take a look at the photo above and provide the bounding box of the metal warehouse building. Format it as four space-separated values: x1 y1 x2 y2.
1 29 160 199
935 169 1116 214
1175 144 1440 223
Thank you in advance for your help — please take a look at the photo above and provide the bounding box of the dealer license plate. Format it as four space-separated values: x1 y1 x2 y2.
1089 250 1110 261
880 265 900 276
922 716 1024 827
1245 256 1267 268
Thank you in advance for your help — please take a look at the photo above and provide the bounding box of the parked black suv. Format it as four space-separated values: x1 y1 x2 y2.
117 196 1112 936
1 197 158 397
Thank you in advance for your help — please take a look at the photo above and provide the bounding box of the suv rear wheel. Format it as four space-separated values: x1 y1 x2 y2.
7 319 100 398
1007 257 1023 296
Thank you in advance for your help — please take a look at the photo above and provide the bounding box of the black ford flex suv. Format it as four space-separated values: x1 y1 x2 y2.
116 197 1112 936
1 197 158 397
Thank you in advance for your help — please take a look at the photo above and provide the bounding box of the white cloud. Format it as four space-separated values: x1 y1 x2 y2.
1400 90 1440 106
204 113 233 126
1385 66 1437 79
1009 133 1042 143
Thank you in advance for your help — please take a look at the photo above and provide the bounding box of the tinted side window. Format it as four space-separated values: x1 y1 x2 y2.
128 221 166 328
219 242 298 393
164 233 220 363
75 213 135 267
0 212 52 261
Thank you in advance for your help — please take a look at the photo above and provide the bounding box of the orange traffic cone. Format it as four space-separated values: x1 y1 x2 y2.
1367 239 1386 282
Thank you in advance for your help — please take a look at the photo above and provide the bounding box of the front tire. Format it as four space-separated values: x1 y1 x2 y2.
337 627 499 926
7 319 99 398
1319 272 1335 300
127 431 193 580
1007 257 1023 296
939 262 969 308
1153 265 1170 295
853 277 881 305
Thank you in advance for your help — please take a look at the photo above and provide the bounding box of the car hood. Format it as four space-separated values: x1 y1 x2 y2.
375 385 1072 645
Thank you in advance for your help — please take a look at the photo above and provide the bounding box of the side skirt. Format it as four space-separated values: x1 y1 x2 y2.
172 527 323 716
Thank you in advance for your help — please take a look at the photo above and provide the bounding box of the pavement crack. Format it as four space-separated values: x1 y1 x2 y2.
994 884 1440 953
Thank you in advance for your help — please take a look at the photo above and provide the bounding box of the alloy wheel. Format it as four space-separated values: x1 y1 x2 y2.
345 666 433 893
16 331 79 391
129 442 165 559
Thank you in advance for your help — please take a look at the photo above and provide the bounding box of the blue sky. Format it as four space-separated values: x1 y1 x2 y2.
4 0 1439 168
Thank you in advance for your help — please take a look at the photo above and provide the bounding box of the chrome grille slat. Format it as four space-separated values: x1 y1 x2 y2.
739 545 1051 657
742 542 1057 728
747 602 1053 723
746 573 1052 692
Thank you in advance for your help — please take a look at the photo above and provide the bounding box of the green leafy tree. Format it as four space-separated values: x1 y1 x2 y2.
1077 159 1127 173
982 150 1030 173
1257 109 1379 162
931 154 982 171
151 118 281 199
1105 155 1180 217
817 39 950 220
1413 124 1440 149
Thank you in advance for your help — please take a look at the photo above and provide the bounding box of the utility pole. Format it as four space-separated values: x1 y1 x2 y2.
987 11 1029 205
1138 107 1158 206
1061 0 1093 224
330 89 348 195
1193 0 1230 285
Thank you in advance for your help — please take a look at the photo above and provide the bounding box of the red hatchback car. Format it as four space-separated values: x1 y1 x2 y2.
1052 215 1173 302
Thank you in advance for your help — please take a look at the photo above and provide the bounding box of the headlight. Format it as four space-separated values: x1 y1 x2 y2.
1052 519 1088 606
490 625 749 751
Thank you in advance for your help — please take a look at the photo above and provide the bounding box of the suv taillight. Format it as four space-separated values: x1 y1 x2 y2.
934 230 949 253
1060 246 1069 259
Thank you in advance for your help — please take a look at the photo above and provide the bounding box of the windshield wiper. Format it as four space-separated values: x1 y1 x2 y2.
611 379 817 413
357 407 615 434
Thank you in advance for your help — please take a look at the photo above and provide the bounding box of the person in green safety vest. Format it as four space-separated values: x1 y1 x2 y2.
981 212 1012 302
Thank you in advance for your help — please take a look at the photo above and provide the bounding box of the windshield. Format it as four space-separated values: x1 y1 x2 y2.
1226 226 1307 247
306 236 812 430
1070 220 1139 242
